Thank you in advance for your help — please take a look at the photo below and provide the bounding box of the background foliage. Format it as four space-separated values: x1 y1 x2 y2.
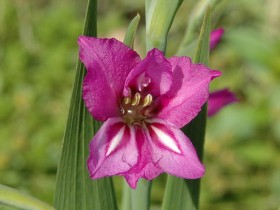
0 0 279 209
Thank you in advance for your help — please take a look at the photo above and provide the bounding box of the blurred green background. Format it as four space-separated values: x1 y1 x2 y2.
0 0 280 209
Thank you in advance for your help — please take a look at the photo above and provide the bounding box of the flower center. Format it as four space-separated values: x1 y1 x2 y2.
120 92 153 125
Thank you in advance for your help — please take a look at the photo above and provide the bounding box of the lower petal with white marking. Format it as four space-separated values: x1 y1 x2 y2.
145 118 205 179
87 117 139 178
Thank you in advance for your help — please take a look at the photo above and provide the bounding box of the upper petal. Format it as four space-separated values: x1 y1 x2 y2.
87 117 139 179
78 37 141 121
144 118 205 179
123 48 172 98
156 56 221 128
208 88 238 116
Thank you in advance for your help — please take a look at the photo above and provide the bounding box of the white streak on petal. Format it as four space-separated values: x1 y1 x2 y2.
106 126 125 156
150 125 181 154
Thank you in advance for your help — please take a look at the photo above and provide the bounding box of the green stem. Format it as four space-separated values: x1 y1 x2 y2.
162 7 211 210
129 0 185 209
131 179 152 210
121 181 131 210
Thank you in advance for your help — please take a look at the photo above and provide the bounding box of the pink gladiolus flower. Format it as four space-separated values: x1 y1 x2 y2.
208 89 238 117
78 36 221 189
210 28 224 50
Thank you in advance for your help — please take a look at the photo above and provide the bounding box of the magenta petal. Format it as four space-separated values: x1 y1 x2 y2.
208 88 238 116
123 48 172 97
87 117 138 179
210 28 224 50
78 37 141 121
121 127 162 189
145 118 205 179
157 56 221 128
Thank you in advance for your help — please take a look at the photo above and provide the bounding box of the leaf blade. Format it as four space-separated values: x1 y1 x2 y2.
123 14 141 49
53 0 118 209
0 184 54 210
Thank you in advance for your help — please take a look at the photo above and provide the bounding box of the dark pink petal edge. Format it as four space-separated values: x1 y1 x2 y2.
208 88 238 117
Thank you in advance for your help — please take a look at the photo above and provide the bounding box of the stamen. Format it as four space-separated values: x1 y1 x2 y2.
131 92 141 106
121 91 154 124
124 96 131 104
143 94 153 107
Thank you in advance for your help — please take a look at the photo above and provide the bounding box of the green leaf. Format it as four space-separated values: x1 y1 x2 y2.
161 7 211 210
53 0 118 209
192 8 211 65
0 184 54 210
145 0 184 51
123 14 140 49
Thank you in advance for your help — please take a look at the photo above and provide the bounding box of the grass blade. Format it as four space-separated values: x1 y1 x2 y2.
123 14 140 49
192 8 211 64
0 184 54 210
53 0 118 209
161 7 211 210
177 0 216 56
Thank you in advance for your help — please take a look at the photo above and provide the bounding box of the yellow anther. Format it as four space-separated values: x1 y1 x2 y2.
131 92 141 106
143 94 153 107
123 96 131 104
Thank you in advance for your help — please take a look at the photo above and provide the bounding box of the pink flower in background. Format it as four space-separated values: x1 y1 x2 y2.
78 36 220 189
208 89 238 117
210 28 224 50
208 28 238 116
